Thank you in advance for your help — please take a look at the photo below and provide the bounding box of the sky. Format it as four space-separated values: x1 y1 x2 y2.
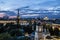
0 0 60 18
0 0 60 10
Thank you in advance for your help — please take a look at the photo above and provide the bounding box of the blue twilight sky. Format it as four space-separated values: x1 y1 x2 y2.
0 0 60 10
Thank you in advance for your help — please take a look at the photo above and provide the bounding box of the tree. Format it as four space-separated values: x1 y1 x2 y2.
0 32 11 40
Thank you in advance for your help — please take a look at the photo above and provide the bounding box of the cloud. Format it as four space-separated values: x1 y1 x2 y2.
9 16 17 18
0 13 6 17
0 0 60 10
21 14 40 17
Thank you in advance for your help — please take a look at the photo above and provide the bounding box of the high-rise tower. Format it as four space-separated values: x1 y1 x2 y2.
17 9 20 28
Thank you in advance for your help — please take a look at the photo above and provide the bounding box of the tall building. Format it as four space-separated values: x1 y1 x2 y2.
17 9 20 28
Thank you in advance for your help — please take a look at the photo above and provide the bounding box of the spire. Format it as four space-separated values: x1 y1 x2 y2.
17 9 20 28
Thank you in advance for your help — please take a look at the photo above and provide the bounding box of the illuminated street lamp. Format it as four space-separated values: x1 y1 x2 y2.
25 32 29 36
59 28 60 31
52 26 55 30
25 32 29 40
39 27 42 32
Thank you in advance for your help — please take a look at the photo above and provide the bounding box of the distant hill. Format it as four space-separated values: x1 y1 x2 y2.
0 11 16 16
